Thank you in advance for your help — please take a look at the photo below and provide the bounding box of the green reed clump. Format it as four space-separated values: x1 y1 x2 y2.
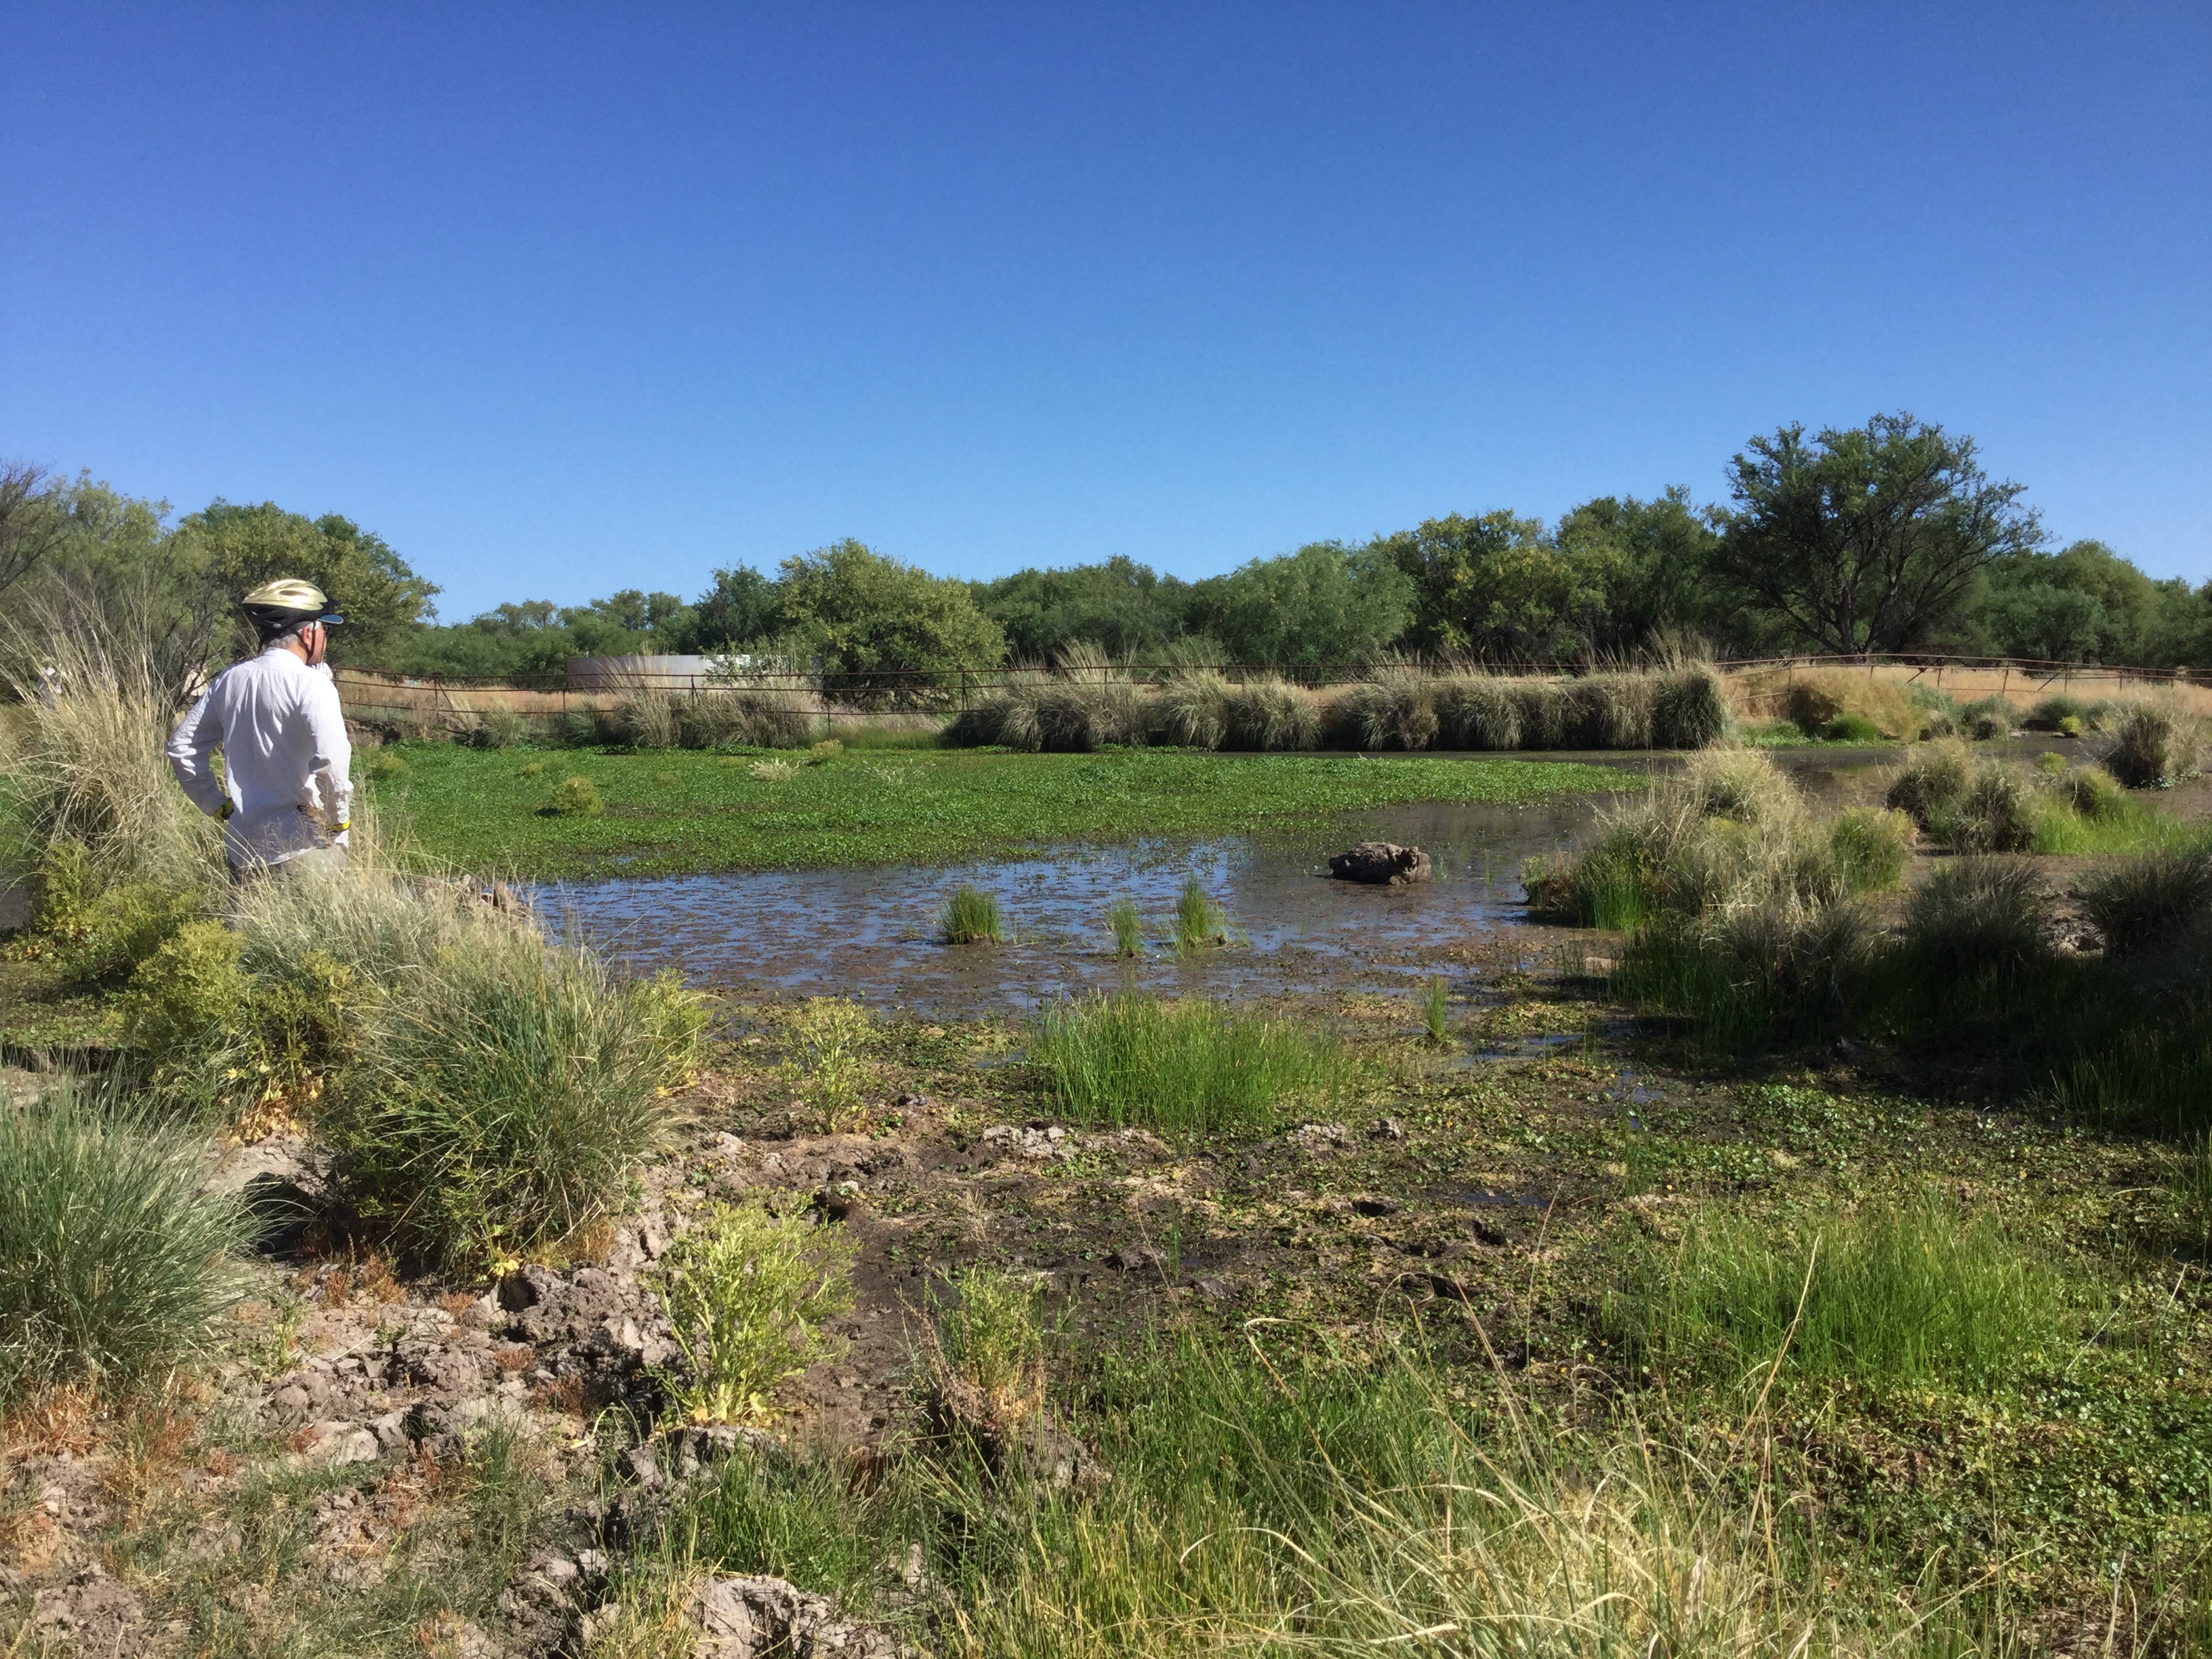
2109 699 2206 789
326 933 691 1266
2076 848 2212 956
1826 807 1914 893
0 1080 253 1402
1418 976 1450 1043
1433 674 1523 750
1895 857 2056 1024
941 883 1005 945
1343 659 1440 751
1612 1191 2068 1388
1884 739 1971 827
1105 896 1143 958
1615 899 1884 1055
1946 762 2039 853
1172 875 1227 950
1031 993 1348 1132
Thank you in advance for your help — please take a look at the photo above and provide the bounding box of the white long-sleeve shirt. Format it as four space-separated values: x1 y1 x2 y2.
167 646 353 870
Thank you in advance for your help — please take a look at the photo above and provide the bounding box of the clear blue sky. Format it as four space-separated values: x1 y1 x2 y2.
3 3 2206 619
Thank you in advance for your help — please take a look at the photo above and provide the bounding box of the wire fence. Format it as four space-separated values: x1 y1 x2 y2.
331 652 2210 733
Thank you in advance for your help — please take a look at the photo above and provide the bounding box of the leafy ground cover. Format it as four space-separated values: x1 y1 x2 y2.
8 971 2212 1654
361 743 1631 879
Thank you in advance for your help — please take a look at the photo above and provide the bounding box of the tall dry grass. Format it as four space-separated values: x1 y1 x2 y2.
2 610 221 893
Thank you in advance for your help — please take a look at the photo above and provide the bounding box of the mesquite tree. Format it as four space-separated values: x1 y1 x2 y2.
1715 414 2042 657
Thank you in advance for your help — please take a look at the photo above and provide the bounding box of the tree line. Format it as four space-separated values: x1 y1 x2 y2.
5 413 2207 695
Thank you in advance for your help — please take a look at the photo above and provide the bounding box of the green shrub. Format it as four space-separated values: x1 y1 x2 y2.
2057 713 2085 737
1820 713 1883 743
0 1082 253 1402
1826 807 1913 893
327 938 680 1265
1612 1192 2067 1387
2034 750 2068 775
2075 849 2212 956
1650 665 1731 749
652 1203 857 1424
778 997 874 1132
518 760 546 778
30 835 93 934
2109 701 2205 789
366 749 410 780
548 775 605 816
631 967 711 1087
1885 739 1971 828
122 921 358 1120
64 879 204 986
1031 993 1349 1133
930 1267 1048 1431
941 883 1004 945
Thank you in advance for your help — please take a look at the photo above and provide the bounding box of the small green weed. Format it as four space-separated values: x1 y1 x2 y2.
779 997 874 1131
652 1203 857 1424
548 775 603 816
517 760 546 778
1418 976 1450 1044
1105 897 1143 958
1172 876 1227 951
365 750 409 781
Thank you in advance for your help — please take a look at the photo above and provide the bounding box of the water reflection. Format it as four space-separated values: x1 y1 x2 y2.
541 794 1618 1016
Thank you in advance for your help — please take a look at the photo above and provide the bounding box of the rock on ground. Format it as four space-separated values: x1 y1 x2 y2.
1328 842 1432 884
689 1574 901 1658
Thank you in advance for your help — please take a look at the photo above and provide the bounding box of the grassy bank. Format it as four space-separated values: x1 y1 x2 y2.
363 744 1632 880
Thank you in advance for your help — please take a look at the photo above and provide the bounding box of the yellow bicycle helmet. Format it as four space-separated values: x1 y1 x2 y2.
241 578 346 643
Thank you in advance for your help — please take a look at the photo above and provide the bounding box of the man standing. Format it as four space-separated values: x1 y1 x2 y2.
167 579 353 879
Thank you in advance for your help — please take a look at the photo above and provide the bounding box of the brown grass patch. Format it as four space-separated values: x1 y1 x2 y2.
4 1384 101 1456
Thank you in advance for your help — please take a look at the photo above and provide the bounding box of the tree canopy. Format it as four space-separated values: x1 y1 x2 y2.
777 539 1004 701
1710 414 2043 657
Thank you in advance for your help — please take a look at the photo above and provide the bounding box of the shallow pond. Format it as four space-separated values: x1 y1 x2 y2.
540 749 1906 1017
544 794 1616 1015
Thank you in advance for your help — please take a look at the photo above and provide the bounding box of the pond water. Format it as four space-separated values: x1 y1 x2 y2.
541 793 1620 1016
539 748 1902 1017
